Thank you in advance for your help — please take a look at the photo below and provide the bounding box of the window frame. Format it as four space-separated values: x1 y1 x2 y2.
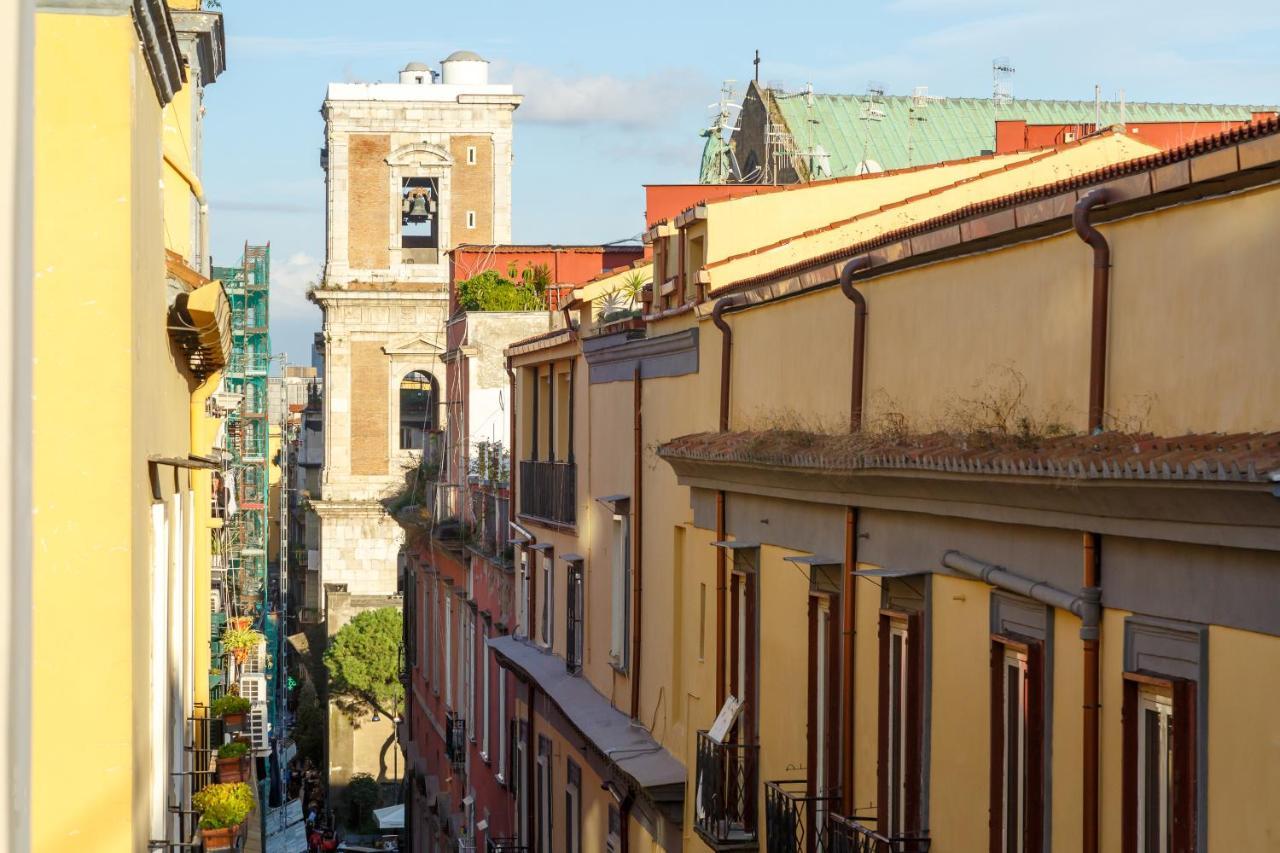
609 514 631 671
1122 672 1197 853
537 734 553 853
989 634 1045 853
878 609 924 840
466 145 477 165
565 760 582 853
566 560 584 673
540 549 554 649
466 210 477 229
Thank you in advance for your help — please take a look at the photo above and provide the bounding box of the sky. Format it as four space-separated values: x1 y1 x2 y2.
202 0 1280 363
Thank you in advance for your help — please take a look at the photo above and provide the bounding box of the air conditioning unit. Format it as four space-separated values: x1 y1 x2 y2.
239 673 271 755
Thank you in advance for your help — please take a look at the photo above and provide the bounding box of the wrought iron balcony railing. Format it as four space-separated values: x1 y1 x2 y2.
695 730 759 847
765 780 843 853
824 813 930 853
517 460 576 526
486 839 528 853
445 711 467 769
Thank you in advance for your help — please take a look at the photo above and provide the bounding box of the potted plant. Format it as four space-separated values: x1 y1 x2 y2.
193 782 255 850
212 694 252 732
215 740 251 783
229 616 252 631
221 626 264 663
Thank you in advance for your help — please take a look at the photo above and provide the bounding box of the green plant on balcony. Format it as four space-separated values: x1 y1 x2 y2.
211 694 251 720
221 626 264 663
217 741 249 760
193 781 255 830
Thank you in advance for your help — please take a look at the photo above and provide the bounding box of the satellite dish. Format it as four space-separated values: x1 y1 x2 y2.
856 159 884 175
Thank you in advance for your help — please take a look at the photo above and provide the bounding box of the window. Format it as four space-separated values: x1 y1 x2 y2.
481 636 491 760
540 550 554 648
466 210 477 229
609 515 631 669
399 370 437 450
991 638 1044 853
1123 675 1196 853
606 804 621 853
726 548 760 736
537 735 553 853
516 722 529 845
444 591 453 707
565 761 582 853
419 577 428 674
566 561 584 673
878 610 924 840
461 606 474 732
517 547 530 639
466 145 477 165
497 669 507 782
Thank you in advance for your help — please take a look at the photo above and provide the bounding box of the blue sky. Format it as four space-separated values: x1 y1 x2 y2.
202 0 1280 362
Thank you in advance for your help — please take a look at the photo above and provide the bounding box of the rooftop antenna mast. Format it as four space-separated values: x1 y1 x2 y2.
992 57 1015 106
858 80 887 175
907 85 931 166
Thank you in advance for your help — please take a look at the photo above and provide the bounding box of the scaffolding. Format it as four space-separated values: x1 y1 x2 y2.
214 244 272 626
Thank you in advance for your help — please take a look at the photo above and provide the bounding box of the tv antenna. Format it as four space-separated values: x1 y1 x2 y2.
857 81 887 175
993 57 1015 106
907 85 931 165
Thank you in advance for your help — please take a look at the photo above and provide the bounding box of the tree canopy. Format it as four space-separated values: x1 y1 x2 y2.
323 607 403 713
456 270 544 312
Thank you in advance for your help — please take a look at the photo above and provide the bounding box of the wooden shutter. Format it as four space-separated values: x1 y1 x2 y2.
1171 679 1197 853
876 612 891 833
905 610 925 834
1024 641 1045 853
989 642 1004 853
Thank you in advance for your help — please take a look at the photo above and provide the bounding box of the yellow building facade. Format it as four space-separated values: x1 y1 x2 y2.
31 1 228 849
498 121 1280 853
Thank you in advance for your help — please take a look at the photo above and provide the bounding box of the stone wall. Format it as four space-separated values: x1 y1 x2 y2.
349 340 389 475
346 133 390 271
449 134 494 243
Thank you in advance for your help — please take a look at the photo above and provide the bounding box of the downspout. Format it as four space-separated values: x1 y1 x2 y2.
630 363 644 720
710 295 745 708
619 789 636 853
838 256 873 432
1071 189 1111 434
163 151 210 277
837 256 871 812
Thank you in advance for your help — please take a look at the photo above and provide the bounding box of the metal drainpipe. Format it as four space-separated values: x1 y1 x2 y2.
710 295 745 708
630 363 644 720
837 255 872 811
1072 188 1112 434
505 361 517 513
163 152 211 277
838 256 873 432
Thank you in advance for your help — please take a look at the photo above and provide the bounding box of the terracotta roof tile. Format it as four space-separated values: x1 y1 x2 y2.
658 429 1280 483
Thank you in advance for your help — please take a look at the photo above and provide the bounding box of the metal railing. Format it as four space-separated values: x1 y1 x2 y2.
486 839 528 853
695 730 759 845
517 460 575 525
446 712 467 769
825 813 930 853
765 780 843 853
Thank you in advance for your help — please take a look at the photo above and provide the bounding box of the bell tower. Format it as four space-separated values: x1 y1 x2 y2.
311 54 521 597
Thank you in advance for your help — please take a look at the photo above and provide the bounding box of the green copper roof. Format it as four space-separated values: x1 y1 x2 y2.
770 92 1273 176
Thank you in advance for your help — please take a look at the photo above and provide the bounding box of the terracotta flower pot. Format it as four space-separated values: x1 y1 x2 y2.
222 711 246 732
201 824 239 851
216 755 249 783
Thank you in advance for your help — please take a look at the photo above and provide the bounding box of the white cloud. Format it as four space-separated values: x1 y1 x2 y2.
508 65 711 128
270 251 321 321
229 35 450 59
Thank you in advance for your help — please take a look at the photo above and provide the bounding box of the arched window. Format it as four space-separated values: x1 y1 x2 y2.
399 370 438 449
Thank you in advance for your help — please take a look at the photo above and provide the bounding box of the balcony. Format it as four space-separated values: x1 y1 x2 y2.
486 840 528 853
518 460 576 526
695 730 759 849
764 780 840 853
824 814 930 853
445 711 467 769
764 780 930 853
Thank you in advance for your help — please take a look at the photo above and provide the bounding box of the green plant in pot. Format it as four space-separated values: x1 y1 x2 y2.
192 782 255 849
211 695 252 732
215 740 251 783
221 626 264 664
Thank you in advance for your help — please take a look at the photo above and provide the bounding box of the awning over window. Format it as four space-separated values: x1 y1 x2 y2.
168 258 232 379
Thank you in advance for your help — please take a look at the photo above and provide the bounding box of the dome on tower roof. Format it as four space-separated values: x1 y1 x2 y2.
403 61 430 71
444 50 486 62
